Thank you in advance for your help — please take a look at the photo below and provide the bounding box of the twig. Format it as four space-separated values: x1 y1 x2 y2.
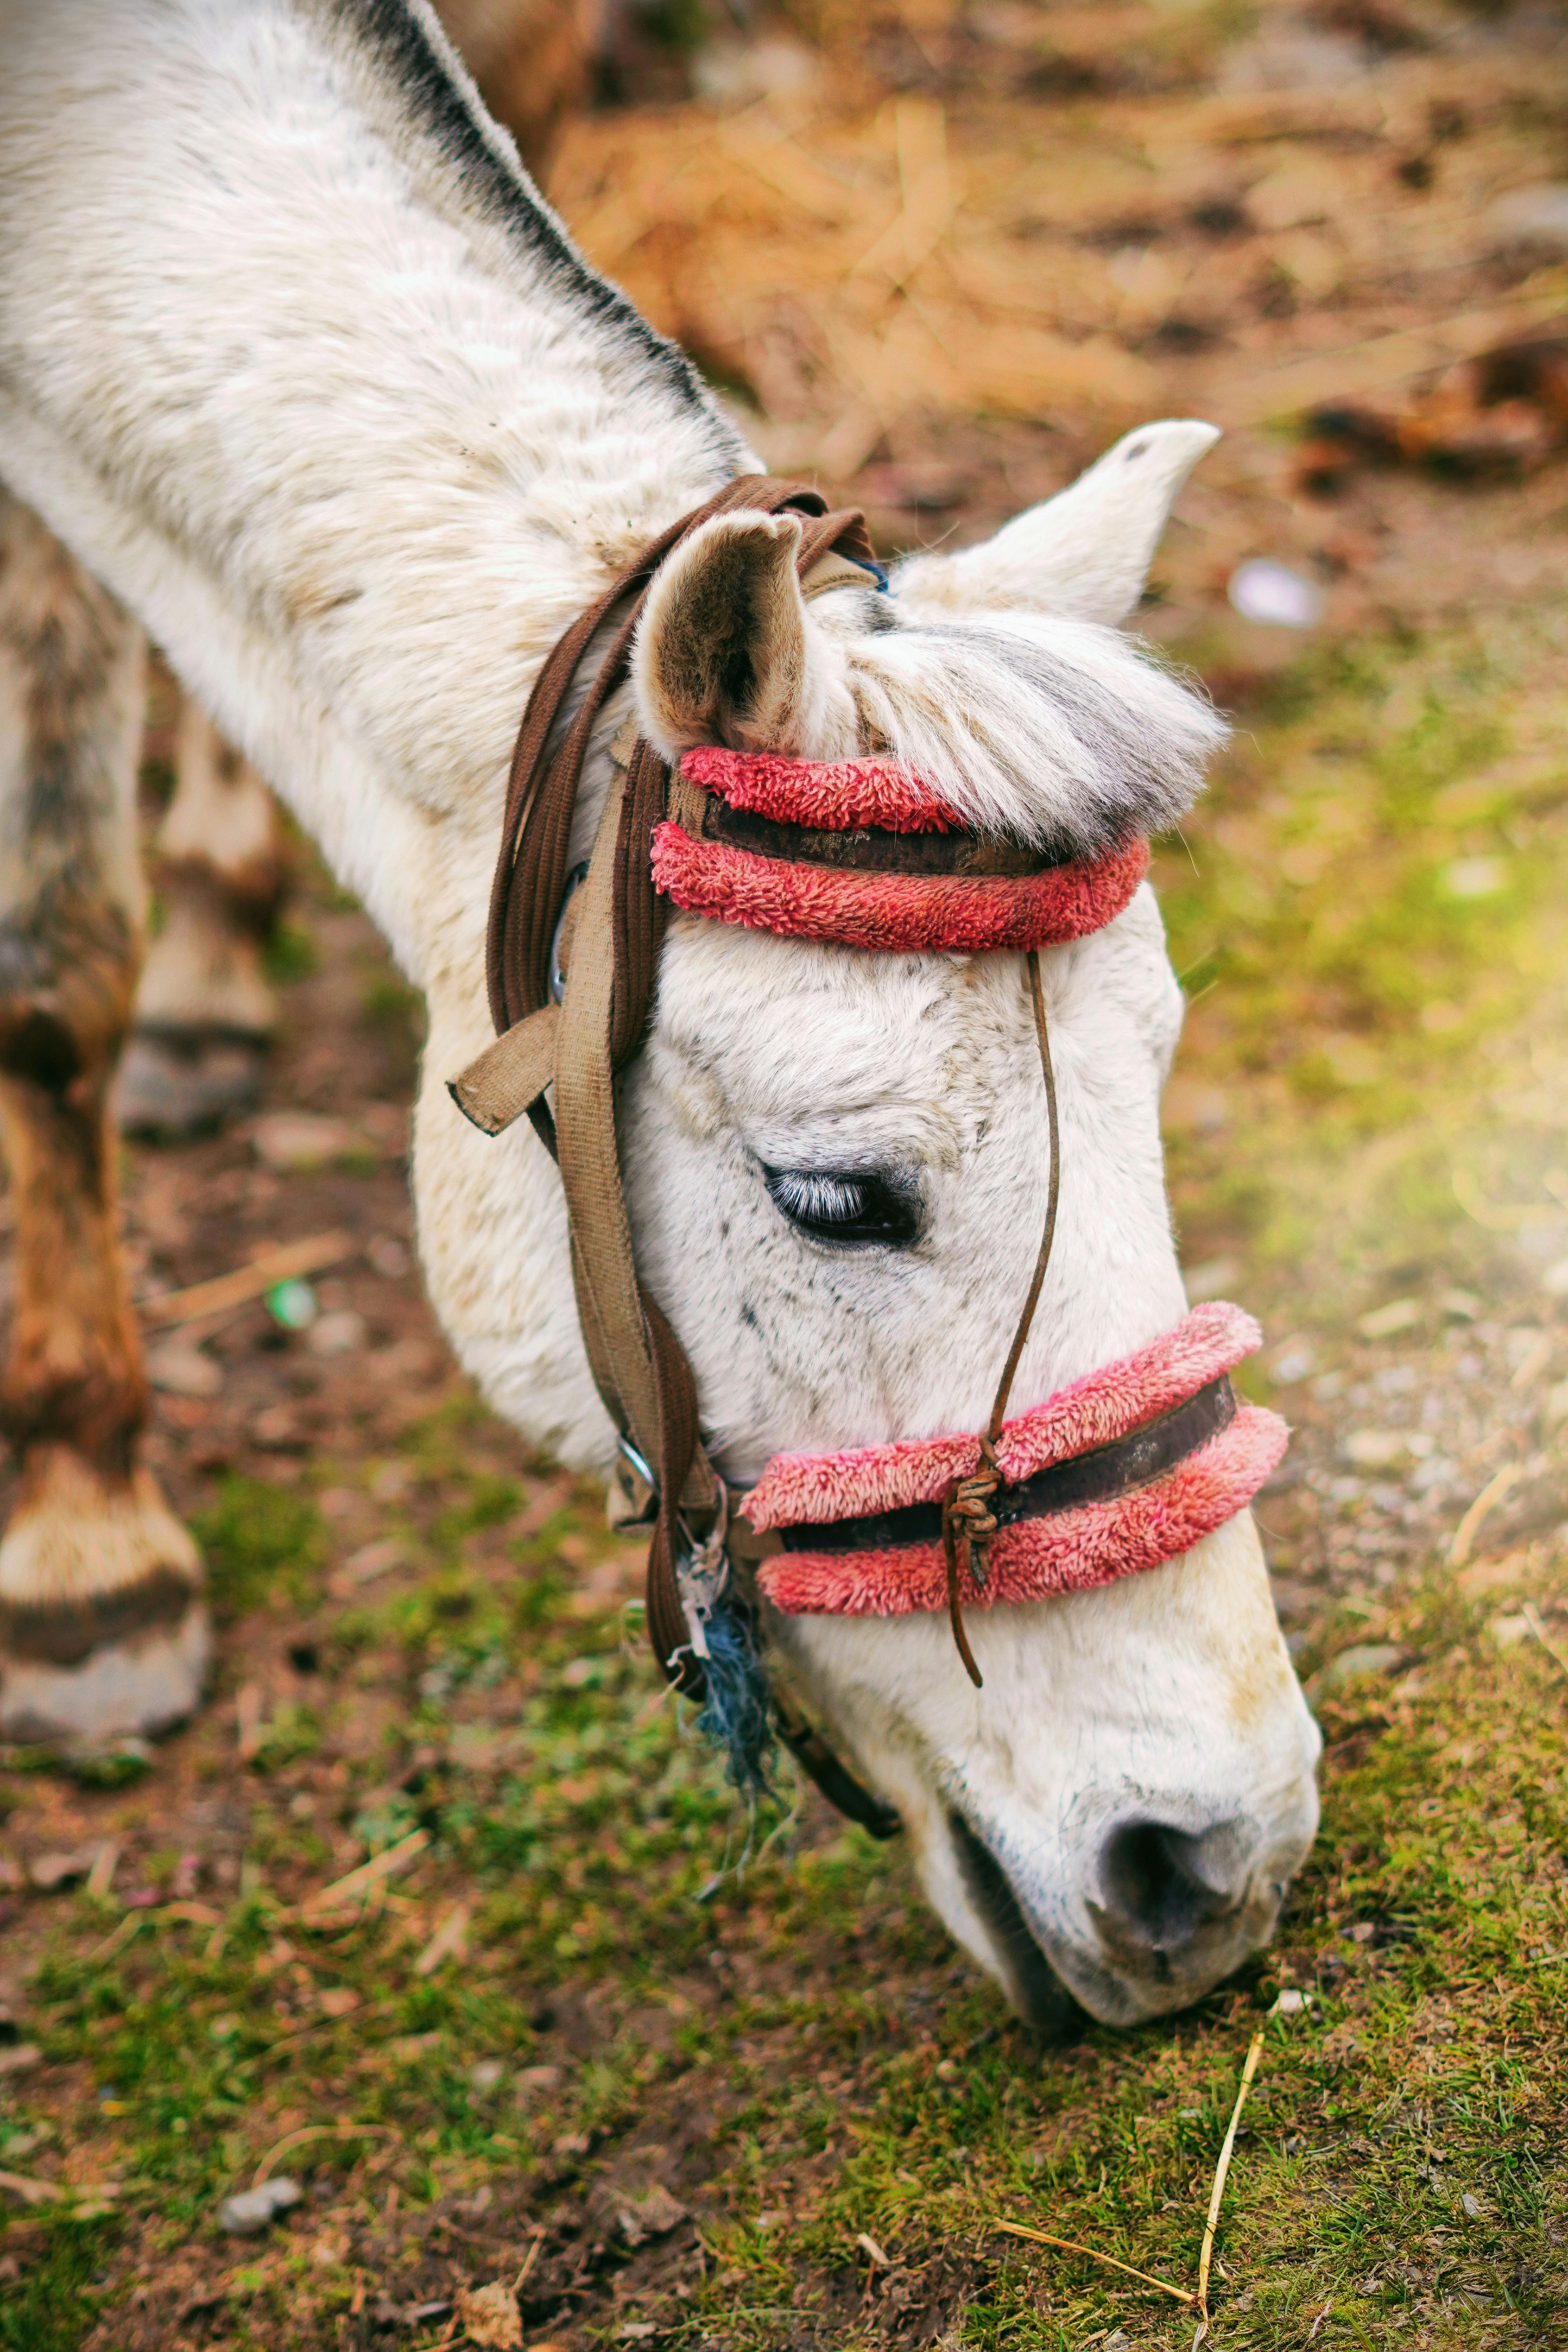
1196 2027 1267 2328
992 2221 1194 2306
0 2169 67 2207
1522 1603 1568 1686
513 2227 546 2292
140 1229 353 1328
0 2168 119 2208
86 1898 222 1965
86 1911 146 1964
84 1842 120 1900
236 1682 267 1766
413 1900 470 1977
1448 1464 1519 1566
295 1828 430 1919
255 2015 338 2068
253 2121 400 2188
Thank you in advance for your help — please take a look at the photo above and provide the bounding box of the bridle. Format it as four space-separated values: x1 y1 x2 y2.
450 475 1285 1834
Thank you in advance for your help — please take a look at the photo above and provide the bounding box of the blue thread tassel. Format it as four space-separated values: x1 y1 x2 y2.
694 1587 773 1798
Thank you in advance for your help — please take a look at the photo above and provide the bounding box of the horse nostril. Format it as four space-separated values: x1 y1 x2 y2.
1099 1818 1249 1954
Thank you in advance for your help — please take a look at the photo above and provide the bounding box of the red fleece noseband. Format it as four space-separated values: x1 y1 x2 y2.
651 748 1149 954
742 1304 1287 1617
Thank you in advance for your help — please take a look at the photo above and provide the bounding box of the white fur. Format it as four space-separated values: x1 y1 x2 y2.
0 0 1318 2024
898 420 1220 626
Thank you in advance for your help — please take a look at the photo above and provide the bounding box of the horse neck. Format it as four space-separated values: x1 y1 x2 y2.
0 0 746 979
0 0 747 1466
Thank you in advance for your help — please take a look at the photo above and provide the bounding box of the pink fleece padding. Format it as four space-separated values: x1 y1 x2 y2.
681 746 962 834
651 826 1149 955
755 1405 1288 1617
746 1301 1263 1532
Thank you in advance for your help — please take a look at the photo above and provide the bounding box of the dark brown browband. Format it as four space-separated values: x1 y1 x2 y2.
776 1378 1237 1559
700 795 1075 878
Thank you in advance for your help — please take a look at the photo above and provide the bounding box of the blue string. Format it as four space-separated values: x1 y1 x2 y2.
694 1588 774 1798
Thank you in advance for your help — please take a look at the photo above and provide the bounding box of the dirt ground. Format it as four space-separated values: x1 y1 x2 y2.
5 3 1568 2348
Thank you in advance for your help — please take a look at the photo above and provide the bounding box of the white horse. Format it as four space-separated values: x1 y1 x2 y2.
0 0 1318 2030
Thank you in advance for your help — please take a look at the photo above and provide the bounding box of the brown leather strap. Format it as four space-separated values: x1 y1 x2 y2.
462 475 878 1699
485 475 875 1049
772 1691 903 1839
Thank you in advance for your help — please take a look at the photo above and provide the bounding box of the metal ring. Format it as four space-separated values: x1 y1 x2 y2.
548 861 590 1005
616 1432 657 1494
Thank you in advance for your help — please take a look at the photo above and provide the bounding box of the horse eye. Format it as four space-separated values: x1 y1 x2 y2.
762 1165 921 1248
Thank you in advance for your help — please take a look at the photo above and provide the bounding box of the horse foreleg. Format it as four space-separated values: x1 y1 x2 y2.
0 494 207 1746
118 697 290 1136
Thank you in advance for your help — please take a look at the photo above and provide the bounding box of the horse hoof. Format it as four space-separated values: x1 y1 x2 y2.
0 1455 210 1744
116 1027 269 1137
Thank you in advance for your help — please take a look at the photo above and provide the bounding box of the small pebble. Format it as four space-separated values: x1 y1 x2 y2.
219 2176 302 2235
1488 182 1568 254
1357 1296 1421 1340
1443 856 1505 902
1341 1429 1406 1468
1307 1642 1408 1698
27 1847 98 1892
1228 557 1325 629
147 1338 223 1397
514 2063 564 2104
251 1112 368 1172
307 1308 367 1358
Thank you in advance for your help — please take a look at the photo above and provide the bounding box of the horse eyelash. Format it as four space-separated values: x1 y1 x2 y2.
761 1165 921 1246
770 1171 865 1225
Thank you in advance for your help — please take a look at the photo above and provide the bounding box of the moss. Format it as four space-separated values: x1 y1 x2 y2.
260 918 319 985
189 1475 328 1622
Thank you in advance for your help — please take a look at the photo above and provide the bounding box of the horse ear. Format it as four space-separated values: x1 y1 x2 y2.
633 509 849 759
894 420 1219 627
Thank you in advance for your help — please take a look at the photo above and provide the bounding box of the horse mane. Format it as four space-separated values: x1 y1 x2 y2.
309 0 749 472
307 4 1215 859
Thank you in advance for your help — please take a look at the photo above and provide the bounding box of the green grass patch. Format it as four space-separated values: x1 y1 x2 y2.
190 1476 328 1622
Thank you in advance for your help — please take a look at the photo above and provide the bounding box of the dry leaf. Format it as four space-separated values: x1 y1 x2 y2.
454 2279 523 2349
617 2182 688 2244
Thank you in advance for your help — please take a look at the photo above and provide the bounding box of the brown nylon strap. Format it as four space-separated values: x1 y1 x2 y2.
554 760 667 1465
449 1003 559 1137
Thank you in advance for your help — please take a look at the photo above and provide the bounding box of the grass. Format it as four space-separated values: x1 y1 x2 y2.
5 1565 1566 2346
191 1479 328 1624
7 606 1568 2345
1154 605 1568 1281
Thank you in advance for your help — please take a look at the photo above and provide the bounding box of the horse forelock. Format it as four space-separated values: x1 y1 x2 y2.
827 601 1228 859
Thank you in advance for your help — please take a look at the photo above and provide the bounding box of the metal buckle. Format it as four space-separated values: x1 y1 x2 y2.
606 1433 659 1532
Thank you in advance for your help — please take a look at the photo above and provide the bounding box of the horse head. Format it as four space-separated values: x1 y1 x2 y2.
615 423 1320 2029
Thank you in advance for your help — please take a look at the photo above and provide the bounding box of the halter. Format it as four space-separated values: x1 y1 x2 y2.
450 476 1285 1830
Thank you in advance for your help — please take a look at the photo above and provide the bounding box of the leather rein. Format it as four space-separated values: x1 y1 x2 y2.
453 477 913 1831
